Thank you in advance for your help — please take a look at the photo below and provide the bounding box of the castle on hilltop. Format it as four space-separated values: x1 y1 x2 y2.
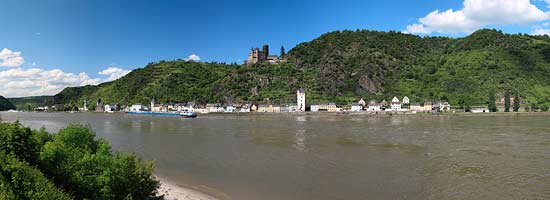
245 45 285 65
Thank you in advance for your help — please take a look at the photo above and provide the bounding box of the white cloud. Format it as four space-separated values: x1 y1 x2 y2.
98 67 131 82
532 27 550 35
0 65 134 97
0 68 101 97
405 0 550 34
185 54 201 61
0 47 133 97
0 48 25 67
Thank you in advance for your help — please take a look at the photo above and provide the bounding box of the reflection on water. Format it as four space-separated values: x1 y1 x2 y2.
1 112 550 200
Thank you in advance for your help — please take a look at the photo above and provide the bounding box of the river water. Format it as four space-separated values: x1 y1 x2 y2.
1 112 549 200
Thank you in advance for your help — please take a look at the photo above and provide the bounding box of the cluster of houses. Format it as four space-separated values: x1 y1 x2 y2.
345 96 451 113
84 88 456 114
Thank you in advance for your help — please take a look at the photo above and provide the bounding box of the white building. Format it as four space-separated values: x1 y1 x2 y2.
240 104 251 112
471 108 490 113
225 104 235 113
351 103 363 112
104 104 115 113
297 88 306 112
391 96 401 110
130 104 146 112
310 105 319 112
367 100 381 111
358 98 366 106
402 96 410 104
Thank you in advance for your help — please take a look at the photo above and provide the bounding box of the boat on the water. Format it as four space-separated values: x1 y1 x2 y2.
180 108 198 118
127 110 197 118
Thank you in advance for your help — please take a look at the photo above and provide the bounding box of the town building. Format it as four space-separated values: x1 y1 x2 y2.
225 104 235 112
104 104 116 113
297 88 306 112
402 96 410 105
257 104 270 112
96 100 104 112
288 104 300 112
367 100 381 111
351 103 363 112
410 103 422 111
310 105 320 112
391 96 401 110
206 104 223 113
240 104 251 112
358 98 366 106
424 101 433 111
319 103 338 112
471 107 490 113
380 99 388 110
433 102 451 112
129 104 146 112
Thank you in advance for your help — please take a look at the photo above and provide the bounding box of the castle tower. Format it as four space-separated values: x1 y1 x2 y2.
297 88 306 112
262 45 269 59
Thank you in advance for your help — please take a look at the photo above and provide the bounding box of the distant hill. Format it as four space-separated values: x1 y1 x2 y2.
7 96 54 111
0 96 16 111
53 29 550 110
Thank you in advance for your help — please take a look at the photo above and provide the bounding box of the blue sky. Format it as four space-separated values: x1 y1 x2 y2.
2 0 550 97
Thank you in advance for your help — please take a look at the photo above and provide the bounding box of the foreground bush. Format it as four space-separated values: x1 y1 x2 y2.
0 122 162 200
0 152 72 200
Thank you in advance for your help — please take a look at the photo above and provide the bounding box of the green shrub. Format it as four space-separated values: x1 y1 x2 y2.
0 122 162 200
0 152 71 200
40 124 161 200
0 122 41 164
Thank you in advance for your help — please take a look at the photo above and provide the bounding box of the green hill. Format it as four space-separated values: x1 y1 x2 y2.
7 96 54 111
0 96 16 111
54 29 550 109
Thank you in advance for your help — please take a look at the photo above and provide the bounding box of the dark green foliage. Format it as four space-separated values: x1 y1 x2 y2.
0 122 42 164
40 124 161 200
541 104 549 112
488 90 497 112
6 96 54 111
513 93 520 112
0 152 72 200
0 122 162 200
531 102 539 111
280 46 285 56
53 29 550 107
0 96 16 111
504 91 511 112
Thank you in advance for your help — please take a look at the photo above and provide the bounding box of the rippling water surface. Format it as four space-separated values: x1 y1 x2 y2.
1 112 549 200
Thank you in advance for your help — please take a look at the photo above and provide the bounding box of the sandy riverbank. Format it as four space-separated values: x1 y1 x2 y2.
157 176 221 200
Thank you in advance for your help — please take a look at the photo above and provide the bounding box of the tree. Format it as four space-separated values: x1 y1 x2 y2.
513 93 520 112
0 152 72 200
0 122 41 164
531 102 538 112
280 46 285 56
40 124 161 200
504 91 511 112
541 104 549 112
0 122 162 200
488 89 497 112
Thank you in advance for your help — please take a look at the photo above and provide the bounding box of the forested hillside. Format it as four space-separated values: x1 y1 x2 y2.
0 96 16 111
7 96 54 111
54 29 550 110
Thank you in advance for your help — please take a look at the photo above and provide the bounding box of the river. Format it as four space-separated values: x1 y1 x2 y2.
1 112 549 200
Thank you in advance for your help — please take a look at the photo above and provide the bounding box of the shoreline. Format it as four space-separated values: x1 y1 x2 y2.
5 110 550 117
156 175 222 200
